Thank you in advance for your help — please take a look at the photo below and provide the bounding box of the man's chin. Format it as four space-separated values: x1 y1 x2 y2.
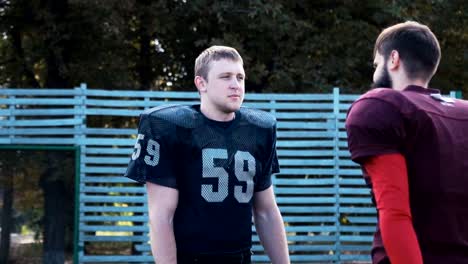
224 104 241 113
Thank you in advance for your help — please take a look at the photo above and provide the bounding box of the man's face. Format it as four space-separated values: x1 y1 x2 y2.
372 52 393 88
202 59 245 114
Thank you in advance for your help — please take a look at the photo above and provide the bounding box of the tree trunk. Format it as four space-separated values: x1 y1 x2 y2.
41 0 70 89
40 168 66 264
0 183 13 263
9 26 42 88
0 151 16 264
137 0 153 90
38 1 71 262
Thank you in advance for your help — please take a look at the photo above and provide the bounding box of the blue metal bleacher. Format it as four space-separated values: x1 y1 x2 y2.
1 85 458 263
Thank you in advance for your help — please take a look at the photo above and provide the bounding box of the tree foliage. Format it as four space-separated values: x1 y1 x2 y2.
0 0 466 94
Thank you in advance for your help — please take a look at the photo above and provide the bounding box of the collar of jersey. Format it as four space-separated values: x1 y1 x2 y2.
193 104 241 130
403 85 440 95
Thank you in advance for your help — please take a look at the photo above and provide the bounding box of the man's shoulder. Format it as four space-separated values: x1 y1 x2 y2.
239 107 276 129
358 88 406 103
352 88 416 114
141 104 204 129
347 88 409 126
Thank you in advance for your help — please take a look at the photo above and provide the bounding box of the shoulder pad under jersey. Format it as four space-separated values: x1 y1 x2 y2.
359 88 406 103
142 104 204 129
356 88 417 111
239 107 277 128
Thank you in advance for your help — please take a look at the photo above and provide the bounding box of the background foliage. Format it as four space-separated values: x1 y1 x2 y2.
0 0 466 94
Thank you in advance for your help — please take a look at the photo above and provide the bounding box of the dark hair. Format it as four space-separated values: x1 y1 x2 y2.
374 21 441 81
194 46 243 81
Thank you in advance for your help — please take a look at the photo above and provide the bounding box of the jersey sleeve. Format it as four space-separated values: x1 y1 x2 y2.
255 124 280 192
364 154 423 264
124 114 177 188
345 98 406 164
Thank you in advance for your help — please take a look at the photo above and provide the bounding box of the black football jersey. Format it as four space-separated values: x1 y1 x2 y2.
124 104 280 254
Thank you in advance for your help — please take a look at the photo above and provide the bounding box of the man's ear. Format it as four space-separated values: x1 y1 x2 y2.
388 50 400 71
194 76 207 93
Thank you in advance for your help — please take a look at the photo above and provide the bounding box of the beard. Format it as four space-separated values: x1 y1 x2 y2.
372 64 393 88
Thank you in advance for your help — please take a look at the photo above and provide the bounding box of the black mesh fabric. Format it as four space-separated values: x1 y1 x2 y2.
124 104 279 254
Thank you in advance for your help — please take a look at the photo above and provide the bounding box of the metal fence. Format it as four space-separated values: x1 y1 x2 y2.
0 85 460 263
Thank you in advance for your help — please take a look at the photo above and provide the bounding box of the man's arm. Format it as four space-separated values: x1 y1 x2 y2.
364 153 423 264
146 182 179 264
253 186 290 264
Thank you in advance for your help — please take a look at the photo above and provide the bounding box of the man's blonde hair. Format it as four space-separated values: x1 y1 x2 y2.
194 46 243 81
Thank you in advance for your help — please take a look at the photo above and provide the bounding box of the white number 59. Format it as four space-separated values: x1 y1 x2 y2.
131 133 160 167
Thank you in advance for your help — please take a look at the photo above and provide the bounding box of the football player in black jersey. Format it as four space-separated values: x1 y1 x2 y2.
125 46 290 264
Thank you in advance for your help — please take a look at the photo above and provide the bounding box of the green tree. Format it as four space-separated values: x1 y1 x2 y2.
1 0 466 94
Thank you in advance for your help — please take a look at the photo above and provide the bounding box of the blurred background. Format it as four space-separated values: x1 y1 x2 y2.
0 0 466 263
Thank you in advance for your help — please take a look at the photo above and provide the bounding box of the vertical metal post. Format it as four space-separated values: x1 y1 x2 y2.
333 87 341 262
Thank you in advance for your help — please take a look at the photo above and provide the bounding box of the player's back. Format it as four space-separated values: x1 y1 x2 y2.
396 87 468 263
349 86 468 263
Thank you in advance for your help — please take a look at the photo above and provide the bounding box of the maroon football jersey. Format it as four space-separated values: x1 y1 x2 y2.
346 85 468 264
